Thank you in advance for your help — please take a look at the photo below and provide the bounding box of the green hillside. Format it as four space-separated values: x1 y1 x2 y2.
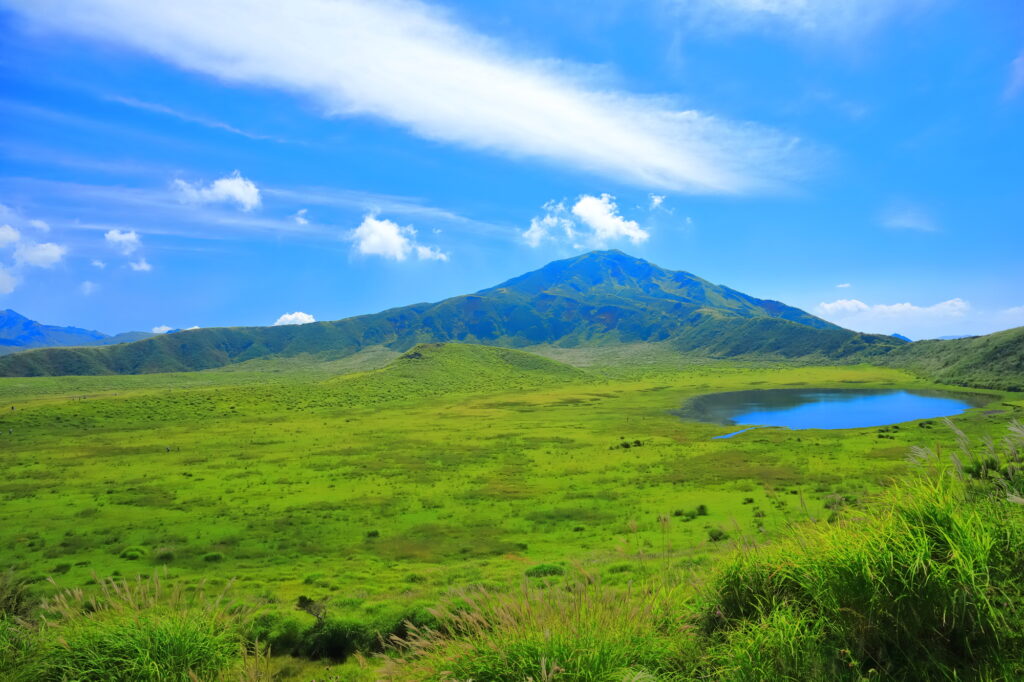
882 326 1024 391
325 342 590 406
0 251 904 377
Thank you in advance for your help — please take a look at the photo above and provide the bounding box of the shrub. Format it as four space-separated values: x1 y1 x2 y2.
118 546 147 561
524 564 564 578
707 528 729 542
202 552 224 563
154 550 175 564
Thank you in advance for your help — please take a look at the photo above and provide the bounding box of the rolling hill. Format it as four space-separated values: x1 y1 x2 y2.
0 250 906 376
881 326 1024 391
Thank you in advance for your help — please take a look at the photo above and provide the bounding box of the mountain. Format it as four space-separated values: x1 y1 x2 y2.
0 309 156 356
891 333 912 342
0 251 906 376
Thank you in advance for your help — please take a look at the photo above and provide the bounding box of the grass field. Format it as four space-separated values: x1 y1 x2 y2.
1 343 1021 679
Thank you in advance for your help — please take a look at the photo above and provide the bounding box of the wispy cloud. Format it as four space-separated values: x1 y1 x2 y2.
881 205 938 232
1005 51 1024 100
7 0 803 194
836 282 851 288
671 0 931 38
816 297 969 336
106 95 287 142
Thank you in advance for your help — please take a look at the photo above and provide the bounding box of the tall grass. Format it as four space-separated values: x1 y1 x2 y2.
388 422 1024 681
4 572 257 681
386 580 698 681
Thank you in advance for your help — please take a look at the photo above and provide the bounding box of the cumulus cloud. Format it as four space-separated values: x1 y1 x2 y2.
881 206 937 232
152 325 172 333
349 214 447 262
28 219 49 232
105 228 141 254
649 194 665 210
6 0 803 194
80 280 98 295
293 208 309 225
130 258 152 272
14 241 66 268
0 267 16 295
522 201 576 248
174 171 261 211
572 194 650 245
91 259 106 269
0 225 20 247
816 297 969 336
523 195 648 248
273 311 316 326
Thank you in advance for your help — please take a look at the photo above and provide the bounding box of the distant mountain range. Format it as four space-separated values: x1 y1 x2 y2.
0 309 154 356
0 250 1019 390
0 251 904 376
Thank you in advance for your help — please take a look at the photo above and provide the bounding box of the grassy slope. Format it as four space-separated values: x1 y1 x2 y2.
882 326 1024 391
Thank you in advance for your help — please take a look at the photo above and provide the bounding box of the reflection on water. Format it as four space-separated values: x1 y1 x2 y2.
677 388 991 431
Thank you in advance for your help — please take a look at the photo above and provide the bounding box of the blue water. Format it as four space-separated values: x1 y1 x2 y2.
678 388 991 435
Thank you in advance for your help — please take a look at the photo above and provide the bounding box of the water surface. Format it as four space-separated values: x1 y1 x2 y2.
677 388 991 434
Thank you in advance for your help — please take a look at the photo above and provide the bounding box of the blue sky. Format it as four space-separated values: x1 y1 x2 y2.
0 0 1021 340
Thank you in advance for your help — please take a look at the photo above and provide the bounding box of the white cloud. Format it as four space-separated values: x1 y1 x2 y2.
105 228 141 254
80 280 98 295
415 244 448 261
522 201 576 248
293 208 309 225
14 241 66 268
1005 51 1024 99
523 195 648 248
174 171 261 211
7 0 802 194
674 0 928 37
349 214 447 262
273 311 315 326
92 259 106 269
185 325 200 330
28 219 49 232
649 194 665 210
881 206 937 232
0 225 20 247
152 325 172 333
130 258 152 271
816 297 969 335
571 194 649 245
0 267 16 295
836 282 851 288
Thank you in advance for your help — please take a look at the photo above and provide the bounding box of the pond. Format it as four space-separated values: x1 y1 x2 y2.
675 388 992 437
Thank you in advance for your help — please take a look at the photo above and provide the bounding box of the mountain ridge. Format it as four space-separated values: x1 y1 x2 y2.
0 251 906 376
0 309 155 356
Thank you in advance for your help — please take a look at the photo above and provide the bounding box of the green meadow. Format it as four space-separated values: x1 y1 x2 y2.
2 343 1022 679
